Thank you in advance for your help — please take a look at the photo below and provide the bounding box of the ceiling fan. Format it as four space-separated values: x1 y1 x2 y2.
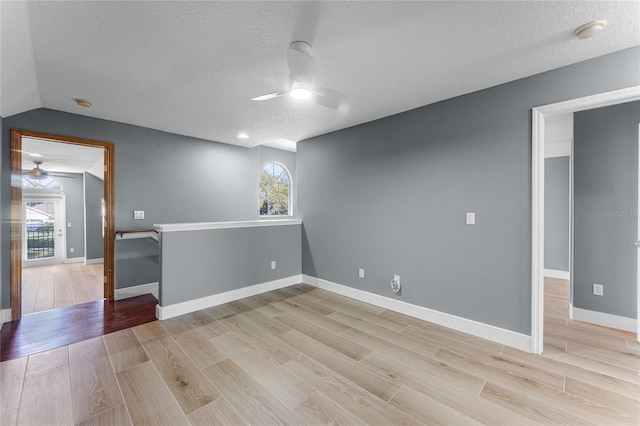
252 41 350 112
23 161 76 180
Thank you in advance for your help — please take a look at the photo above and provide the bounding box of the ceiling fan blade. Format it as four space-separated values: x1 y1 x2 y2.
313 87 350 110
22 166 78 179
252 91 288 101
287 41 315 81
23 170 49 180
49 172 78 178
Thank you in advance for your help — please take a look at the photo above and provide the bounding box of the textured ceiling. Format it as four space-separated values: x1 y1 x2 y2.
1 1 639 151
22 138 104 179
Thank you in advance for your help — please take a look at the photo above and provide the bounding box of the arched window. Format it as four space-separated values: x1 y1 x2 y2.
259 163 290 216
22 176 63 190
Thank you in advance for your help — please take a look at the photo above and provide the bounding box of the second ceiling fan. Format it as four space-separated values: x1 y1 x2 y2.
24 161 77 180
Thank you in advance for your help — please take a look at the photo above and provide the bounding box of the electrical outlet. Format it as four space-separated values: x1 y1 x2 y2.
70 248 75 253
271 261 276 270
358 268 365 278
390 275 401 294
593 283 604 296
133 210 145 220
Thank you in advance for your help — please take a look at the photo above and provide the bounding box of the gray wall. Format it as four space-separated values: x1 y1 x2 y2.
1 109 295 306
260 146 297 216
298 47 640 335
84 172 104 261
544 157 570 272
56 173 85 259
573 101 640 319
160 224 301 305
116 238 160 289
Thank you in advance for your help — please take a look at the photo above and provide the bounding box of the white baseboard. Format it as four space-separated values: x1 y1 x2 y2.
544 269 570 280
1 308 12 326
571 306 636 333
85 258 104 265
156 275 303 320
302 275 531 353
64 257 85 264
115 282 159 301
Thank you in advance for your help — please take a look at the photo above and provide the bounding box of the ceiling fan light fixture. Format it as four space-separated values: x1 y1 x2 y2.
290 82 312 100
574 20 606 40
30 172 49 180
28 161 49 180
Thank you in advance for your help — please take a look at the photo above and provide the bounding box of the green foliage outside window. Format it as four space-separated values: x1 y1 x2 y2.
259 163 289 216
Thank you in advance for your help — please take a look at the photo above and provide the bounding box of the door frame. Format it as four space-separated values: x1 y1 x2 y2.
637 123 640 341
22 193 67 266
10 129 116 321
531 85 640 353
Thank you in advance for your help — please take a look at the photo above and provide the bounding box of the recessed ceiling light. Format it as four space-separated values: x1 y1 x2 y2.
574 20 607 40
237 132 250 139
75 99 92 108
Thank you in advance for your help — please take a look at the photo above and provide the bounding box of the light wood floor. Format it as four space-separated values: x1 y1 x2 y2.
1 281 638 425
22 263 104 315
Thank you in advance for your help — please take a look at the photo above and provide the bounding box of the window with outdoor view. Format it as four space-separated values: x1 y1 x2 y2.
259 163 290 216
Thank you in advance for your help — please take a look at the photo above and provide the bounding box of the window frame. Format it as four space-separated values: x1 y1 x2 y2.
259 162 293 218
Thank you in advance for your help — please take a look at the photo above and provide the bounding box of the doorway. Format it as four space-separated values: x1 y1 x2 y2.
10 129 115 321
531 86 640 353
23 196 66 266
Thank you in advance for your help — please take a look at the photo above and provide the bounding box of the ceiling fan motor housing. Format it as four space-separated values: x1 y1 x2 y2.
288 40 315 83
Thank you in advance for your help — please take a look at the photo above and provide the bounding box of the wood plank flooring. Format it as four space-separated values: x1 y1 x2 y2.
1 294 157 361
0 281 638 425
22 263 104 315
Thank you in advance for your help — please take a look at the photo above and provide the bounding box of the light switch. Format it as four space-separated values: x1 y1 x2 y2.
68 222 72 228
133 211 145 220
466 212 475 225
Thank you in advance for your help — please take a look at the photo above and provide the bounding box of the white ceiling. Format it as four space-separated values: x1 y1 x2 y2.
22 138 104 179
2 1 639 152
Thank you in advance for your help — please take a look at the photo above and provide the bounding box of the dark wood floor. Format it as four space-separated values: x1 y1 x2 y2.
0 294 157 361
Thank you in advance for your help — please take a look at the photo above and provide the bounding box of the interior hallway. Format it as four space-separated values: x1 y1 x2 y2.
543 277 639 370
22 263 104 315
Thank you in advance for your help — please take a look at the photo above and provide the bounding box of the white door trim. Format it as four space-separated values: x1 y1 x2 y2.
531 86 640 354
637 123 640 341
